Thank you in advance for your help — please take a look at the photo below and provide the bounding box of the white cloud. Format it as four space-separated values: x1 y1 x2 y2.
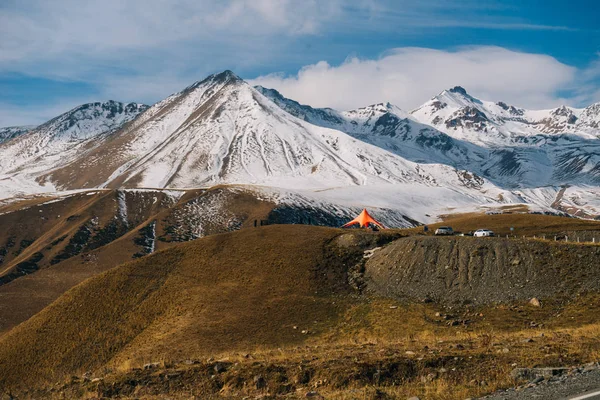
0 0 597 126
0 0 344 114
250 46 587 111
0 0 340 66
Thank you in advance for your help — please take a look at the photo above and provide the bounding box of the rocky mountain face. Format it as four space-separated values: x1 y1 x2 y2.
0 126 34 144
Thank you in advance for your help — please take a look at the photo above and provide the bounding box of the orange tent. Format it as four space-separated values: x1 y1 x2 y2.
341 209 385 229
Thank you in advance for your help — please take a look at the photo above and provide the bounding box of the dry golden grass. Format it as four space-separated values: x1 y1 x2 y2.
1 225 600 399
0 226 377 389
0 186 278 336
33 296 600 400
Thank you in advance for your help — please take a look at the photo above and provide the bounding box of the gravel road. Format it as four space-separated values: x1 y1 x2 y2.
481 364 600 400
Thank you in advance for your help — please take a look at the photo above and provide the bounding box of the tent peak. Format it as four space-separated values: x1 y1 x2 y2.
341 208 385 229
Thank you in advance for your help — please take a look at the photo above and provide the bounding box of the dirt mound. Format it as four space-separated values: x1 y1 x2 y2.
365 236 600 304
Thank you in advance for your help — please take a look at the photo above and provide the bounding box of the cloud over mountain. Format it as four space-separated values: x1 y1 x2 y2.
251 46 599 111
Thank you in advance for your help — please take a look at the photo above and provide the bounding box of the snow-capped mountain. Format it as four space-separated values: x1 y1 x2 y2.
0 101 148 173
408 87 600 187
260 85 600 189
0 101 148 198
0 126 34 144
255 85 483 168
411 86 600 142
0 71 599 220
39 71 486 195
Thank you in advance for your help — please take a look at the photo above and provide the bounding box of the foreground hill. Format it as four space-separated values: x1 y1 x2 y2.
2 225 600 399
0 226 394 390
0 186 275 333
0 185 428 334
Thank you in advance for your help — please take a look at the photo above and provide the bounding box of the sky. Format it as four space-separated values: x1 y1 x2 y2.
0 0 599 126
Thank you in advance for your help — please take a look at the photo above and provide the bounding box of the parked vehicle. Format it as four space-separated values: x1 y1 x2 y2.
474 229 495 237
435 226 454 236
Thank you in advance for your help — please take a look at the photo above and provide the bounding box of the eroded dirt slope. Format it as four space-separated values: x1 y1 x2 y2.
365 236 600 304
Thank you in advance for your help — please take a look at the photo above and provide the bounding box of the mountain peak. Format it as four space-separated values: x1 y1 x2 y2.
184 70 243 94
551 105 572 115
435 85 482 106
448 86 468 96
211 70 242 83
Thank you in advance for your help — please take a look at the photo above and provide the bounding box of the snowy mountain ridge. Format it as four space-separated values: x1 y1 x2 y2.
0 71 599 221
258 85 600 190
39 71 486 195
0 126 35 145
0 100 148 198
0 100 148 173
411 86 600 143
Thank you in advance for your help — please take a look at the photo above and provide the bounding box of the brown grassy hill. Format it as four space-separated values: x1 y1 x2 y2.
0 186 275 334
0 225 395 391
1 227 600 399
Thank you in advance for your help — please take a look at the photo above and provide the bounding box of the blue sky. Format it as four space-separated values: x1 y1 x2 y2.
0 0 599 126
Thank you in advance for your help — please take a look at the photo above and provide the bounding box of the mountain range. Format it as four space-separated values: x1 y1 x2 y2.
1 70 599 222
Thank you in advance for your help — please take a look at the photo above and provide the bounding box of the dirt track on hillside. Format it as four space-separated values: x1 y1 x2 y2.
365 236 600 305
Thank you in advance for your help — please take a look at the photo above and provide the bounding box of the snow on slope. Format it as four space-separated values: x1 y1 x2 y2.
409 87 600 187
21 71 530 221
258 85 600 189
0 72 599 220
255 85 484 169
0 101 148 174
43 71 487 196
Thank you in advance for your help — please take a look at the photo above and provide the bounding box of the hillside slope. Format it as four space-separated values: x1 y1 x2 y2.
1 226 600 398
0 186 279 333
0 225 396 390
